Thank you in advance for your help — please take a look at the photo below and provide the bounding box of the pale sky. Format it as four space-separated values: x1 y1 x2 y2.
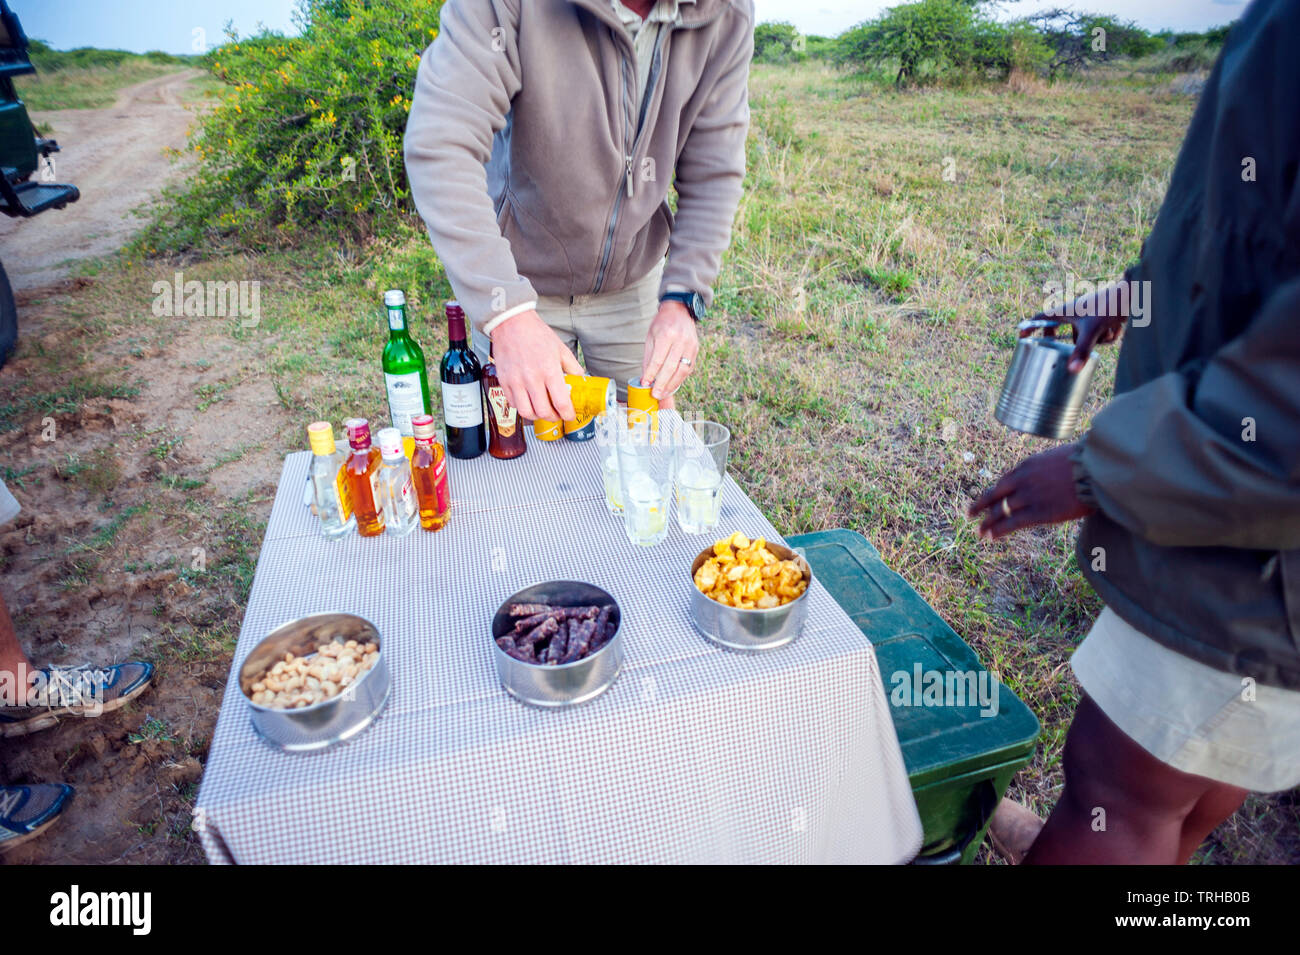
12 0 1247 54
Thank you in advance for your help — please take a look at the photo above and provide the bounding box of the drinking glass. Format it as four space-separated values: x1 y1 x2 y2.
675 420 729 534
594 407 624 515
616 409 679 546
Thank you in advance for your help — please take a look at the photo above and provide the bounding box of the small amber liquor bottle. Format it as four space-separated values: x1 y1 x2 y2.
410 413 451 531
343 417 386 537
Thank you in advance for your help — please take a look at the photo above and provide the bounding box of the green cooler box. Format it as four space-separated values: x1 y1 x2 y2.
787 529 1040 864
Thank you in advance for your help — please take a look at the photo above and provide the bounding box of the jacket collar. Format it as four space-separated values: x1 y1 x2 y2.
567 0 727 31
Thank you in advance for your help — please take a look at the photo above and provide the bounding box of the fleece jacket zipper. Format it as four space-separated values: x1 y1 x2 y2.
590 5 729 294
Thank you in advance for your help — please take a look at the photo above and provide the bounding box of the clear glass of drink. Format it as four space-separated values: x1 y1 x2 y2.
594 407 624 515
616 409 678 546
675 420 729 534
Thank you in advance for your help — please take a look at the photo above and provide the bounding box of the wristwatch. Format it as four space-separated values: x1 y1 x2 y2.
660 290 705 322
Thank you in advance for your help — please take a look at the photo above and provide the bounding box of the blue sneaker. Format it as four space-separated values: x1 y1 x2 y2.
0 661 154 737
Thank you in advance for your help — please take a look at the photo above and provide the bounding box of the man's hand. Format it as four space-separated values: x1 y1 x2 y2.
490 309 584 421
967 444 1095 540
641 300 700 408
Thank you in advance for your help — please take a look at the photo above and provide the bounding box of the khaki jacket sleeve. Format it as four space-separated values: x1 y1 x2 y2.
403 0 536 333
658 24 753 308
1076 275 1300 549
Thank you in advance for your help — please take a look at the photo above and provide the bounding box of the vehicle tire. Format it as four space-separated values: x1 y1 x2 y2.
0 260 15 370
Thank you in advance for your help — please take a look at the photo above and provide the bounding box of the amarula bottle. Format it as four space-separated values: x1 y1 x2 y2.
482 347 527 459
307 421 355 540
439 301 487 459
343 418 385 537
410 413 451 531
382 289 433 456
376 427 418 538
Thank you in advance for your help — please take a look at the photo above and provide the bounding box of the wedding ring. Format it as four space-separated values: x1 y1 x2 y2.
680 357 692 366
1001 498 1012 519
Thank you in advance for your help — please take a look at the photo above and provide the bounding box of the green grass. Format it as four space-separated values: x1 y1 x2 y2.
55 447 122 497
64 504 147 563
127 714 179 745
0 376 141 431
16 60 184 111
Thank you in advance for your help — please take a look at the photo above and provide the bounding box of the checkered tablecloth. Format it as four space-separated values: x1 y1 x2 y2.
195 417 923 864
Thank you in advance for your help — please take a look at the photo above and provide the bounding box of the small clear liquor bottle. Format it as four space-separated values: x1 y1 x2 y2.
307 421 356 540
376 427 418 538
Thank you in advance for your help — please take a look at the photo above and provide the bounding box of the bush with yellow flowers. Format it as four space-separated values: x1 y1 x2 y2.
142 0 442 252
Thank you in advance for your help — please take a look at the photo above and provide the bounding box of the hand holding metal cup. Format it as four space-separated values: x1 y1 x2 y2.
994 317 1098 439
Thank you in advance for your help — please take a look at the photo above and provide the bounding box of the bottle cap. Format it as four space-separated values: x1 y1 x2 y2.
445 301 468 341
376 427 404 458
411 414 437 442
344 417 371 449
307 421 336 456
384 290 405 307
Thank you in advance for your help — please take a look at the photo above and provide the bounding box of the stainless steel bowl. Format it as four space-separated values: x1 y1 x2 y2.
238 612 391 753
490 581 623 708
994 319 1098 439
689 541 811 652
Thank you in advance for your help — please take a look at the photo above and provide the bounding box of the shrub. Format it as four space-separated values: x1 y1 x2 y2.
838 0 976 86
139 0 443 253
1142 41 1221 74
838 0 1048 87
803 35 837 60
25 39 188 72
753 21 805 64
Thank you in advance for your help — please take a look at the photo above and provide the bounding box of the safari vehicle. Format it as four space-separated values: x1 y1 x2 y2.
0 0 80 368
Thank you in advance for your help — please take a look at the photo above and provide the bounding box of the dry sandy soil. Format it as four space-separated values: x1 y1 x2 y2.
0 69 200 290
0 71 291 864
0 278 289 863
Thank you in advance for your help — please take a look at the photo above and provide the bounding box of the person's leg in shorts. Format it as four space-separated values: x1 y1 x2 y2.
1025 695 1249 864
1022 607 1300 864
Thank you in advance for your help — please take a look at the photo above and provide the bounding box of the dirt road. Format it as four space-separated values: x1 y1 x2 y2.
0 69 200 290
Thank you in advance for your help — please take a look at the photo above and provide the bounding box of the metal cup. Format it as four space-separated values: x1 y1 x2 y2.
994 318 1098 439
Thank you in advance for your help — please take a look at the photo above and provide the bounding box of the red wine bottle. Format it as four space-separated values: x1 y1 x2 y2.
439 301 487 459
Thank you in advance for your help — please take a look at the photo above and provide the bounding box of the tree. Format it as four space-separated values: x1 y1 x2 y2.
837 0 1044 87
1029 9 1162 78
838 0 980 87
752 21 805 63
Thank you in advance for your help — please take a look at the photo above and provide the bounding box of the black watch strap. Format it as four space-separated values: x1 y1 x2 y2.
661 290 705 322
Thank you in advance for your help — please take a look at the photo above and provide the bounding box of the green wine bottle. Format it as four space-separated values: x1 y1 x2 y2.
382 290 433 449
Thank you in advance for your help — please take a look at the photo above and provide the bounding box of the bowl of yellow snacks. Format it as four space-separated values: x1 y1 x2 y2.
689 531 812 652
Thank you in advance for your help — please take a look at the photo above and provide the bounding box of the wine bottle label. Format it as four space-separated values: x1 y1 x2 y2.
387 307 406 332
486 385 517 436
385 372 426 435
442 381 483 428
335 465 353 522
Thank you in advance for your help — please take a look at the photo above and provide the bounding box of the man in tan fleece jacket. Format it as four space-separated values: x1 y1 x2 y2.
404 0 754 420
